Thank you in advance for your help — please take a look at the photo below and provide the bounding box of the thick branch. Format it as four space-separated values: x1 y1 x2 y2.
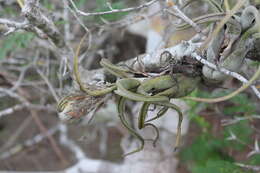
76 41 259 100
22 0 66 48
21 0 74 70
78 41 199 84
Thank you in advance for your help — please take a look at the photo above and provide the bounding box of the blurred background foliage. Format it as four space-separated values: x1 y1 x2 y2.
181 90 259 173
0 32 35 59
0 0 259 172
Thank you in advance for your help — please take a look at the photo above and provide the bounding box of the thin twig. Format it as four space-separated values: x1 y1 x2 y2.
235 163 260 171
221 115 260 126
0 124 60 160
10 64 32 92
30 110 69 165
166 6 203 34
65 1 92 51
35 67 59 102
0 116 32 153
69 0 158 17
0 104 26 118
191 52 260 99
63 0 70 42
0 103 55 118
104 9 163 29
0 87 28 103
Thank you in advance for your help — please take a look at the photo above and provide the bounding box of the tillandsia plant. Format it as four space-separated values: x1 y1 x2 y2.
57 34 202 156
57 91 106 123
57 3 260 156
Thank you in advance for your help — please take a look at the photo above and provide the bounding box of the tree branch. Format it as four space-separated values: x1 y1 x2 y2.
0 18 29 35
76 41 260 99
69 0 158 17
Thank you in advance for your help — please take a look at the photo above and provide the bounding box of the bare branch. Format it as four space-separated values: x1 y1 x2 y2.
247 139 260 157
30 110 69 165
0 87 28 103
22 0 66 48
0 103 55 118
19 0 74 72
0 18 28 29
9 64 32 92
65 0 93 51
0 18 29 35
221 115 260 126
191 52 260 99
0 124 60 160
235 163 260 171
166 5 203 34
35 67 60 103
69 0 158 17
0 104 26 118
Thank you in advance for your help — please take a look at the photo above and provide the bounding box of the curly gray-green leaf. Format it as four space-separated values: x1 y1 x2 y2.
202 6 260 82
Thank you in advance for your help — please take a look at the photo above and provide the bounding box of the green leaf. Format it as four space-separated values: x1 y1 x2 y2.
0 32 35 59
224 120 252 151
42 0 55 10
223 94 256 115
181 88 255 173
193 116 210 129
180 133 228 164
71 0 88 8
192 160 244 173
248 153 260 165
0 7 18 17
54 19 69 26
94 0 128 21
